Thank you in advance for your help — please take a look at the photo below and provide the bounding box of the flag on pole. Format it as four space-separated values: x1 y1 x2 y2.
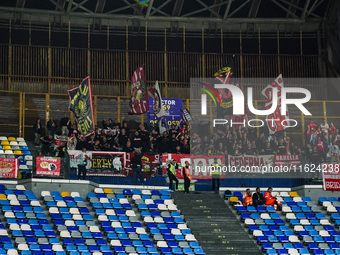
148 81 165 118
129 65 149 114
181 108 193 122
67 76 95 137
261 74 289 134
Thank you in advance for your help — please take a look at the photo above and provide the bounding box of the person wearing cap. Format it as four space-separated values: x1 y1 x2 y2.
167 159 179 191
211 157 221 194
131 150 145 185
182 161 192 193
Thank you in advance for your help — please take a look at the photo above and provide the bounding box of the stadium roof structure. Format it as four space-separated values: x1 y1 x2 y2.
0 0 337 36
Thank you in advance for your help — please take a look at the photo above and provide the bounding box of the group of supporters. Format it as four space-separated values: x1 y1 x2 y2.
305 119 340 164
34 114 191 157
242 187 282 211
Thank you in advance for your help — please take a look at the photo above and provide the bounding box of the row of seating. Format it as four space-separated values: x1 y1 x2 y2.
0 186 64 254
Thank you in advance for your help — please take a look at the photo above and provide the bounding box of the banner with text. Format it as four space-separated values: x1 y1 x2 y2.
68 150 126 176
228 155 274 168
323 164 340 191
68 76 95 137
0 158 18 178
36 157 61 176
162 154 226 180
54 134 68 148
274 154 301 168
147 98 183 129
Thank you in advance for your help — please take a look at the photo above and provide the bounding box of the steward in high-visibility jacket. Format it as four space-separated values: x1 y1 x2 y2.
182 161 191 194
167 159 179 191
211 158 221 193
242 189 253 206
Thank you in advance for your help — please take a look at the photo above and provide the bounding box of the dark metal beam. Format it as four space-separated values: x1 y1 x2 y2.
248 0 261 18
0 6 324 33
66 0 73 14
95 0 106 13
55 0 66 12
210 0 223 17
301 0 311 19
172 0 184 16
150 0 172 16
145 0 154 18
228 0 250 18
287 0 299 17
16 0 26 8
223 0 233 19
271 0 299 18
306 0 324 17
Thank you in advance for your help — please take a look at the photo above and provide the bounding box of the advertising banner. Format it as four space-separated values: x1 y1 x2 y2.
0 158 18 178
36 157 61 176
162 153 226 179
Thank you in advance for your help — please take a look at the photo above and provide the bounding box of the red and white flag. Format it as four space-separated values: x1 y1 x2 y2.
148 81 165 118
261 74 290 134
129 65 149 114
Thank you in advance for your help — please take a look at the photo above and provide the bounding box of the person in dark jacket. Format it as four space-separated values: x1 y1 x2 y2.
33 118 43 145
182 161 191 193
131 150 144 185
252 187 265 208
47 116 58 136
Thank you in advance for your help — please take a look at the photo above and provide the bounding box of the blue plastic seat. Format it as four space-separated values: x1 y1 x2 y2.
247 206 257 212
266 206 276 213
154 199 164 205
123 189 132 196
296 213 306 219
324 236 335 243
310 219 321 225
257 236 267 243
237 206 247 213
265 219 275 225
138 204 148 210
314 236 324 242
266 249 277 254
316 213 326 219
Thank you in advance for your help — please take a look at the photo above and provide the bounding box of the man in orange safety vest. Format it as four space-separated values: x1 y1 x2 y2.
242 188 253 206
182 161 192 193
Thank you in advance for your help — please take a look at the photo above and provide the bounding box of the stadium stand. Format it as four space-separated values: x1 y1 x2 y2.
0 136 32 178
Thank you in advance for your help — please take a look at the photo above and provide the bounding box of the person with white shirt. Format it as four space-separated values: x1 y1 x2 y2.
320 119 329 136
329 141 340 163
77 147 91 180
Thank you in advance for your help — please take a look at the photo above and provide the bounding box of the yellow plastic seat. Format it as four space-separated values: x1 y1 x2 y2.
1 141 9 146
61 191 71 197
229 196 239 203
7 137 16 142
104 188 114 194
0 194 7 200
14 150 22 155
289 191 299 197
3 146 12 150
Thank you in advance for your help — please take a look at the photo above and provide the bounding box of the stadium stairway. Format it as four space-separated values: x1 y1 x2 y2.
173 192 262 255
